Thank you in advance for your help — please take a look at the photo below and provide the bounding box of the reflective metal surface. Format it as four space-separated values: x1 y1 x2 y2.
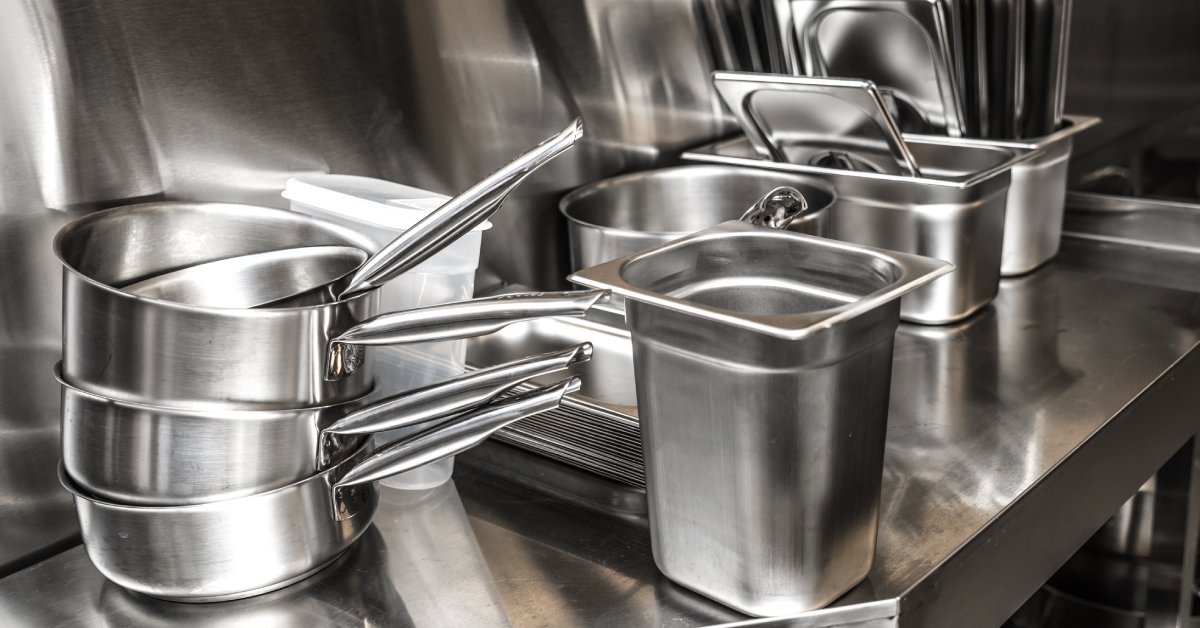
62 379 577 602
57 201 605 408
122 246 368 308
560 165 835 274
334 119 583 301
469 315 643 486
0 0 756 291
712 73 921 175
0 211 78 577
57 202 380 408
788 0 967 136
4 235 1200 626
1064 192 1200 259
682 136 1018 324
907 115 1101 275
572 221 949 616
60 345 590 505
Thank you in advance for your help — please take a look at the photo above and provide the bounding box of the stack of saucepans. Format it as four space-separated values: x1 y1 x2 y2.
51 120 609 602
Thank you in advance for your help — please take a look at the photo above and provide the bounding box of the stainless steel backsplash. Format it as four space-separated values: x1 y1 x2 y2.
0 0 783 289
1 0 1198 289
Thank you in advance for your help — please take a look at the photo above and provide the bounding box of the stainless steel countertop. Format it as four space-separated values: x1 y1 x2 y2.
2 233 1200 627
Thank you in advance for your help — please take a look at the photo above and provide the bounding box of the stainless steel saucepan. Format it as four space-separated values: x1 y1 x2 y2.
59 344 591 505
54 201 607 409
62 376 580 603
559 165 836 273
117 120 585 310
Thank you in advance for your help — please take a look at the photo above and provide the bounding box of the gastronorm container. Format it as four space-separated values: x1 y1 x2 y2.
683 135 1021 323
910 115 1100 275
692 72 1033 324
570 217 951 616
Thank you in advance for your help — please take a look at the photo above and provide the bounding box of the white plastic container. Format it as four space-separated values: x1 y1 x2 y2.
283 174 489 489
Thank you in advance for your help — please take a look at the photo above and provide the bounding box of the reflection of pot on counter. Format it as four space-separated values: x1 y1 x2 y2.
993 271 1083 402
97 526 412 627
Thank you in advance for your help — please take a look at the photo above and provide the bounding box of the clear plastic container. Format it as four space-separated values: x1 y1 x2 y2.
283 174 489 489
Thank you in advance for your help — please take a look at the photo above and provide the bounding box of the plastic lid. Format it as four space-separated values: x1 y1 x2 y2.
282 174 492 231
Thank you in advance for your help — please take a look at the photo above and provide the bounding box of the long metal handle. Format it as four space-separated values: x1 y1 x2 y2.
316 343 591 465
330 377 581 519
325 290 608 380
337 119 584 300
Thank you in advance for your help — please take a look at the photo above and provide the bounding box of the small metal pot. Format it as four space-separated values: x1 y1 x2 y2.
58 344 590 505
559 165 836 272
54 201 606 409
61 377 579 602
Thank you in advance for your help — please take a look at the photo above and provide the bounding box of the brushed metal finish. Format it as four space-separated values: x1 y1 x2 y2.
909 115 1101 275
682 136 1020 323
572 221 950 616
59 345 590 505
788 0 967 136
56 202 379 409
4 236 1200 626
739 186 815 229
56 201 606 408
61 379 576 602
0 210 79 577
713 72 922 176
324 290 608 380
60 373 365 506
337 119 583 300
63 448 380 603
560 165 835 273
121 246 368 308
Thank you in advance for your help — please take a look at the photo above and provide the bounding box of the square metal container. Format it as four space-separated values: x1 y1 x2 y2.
570 221 951 616
910 115 1101 275
682 134 1026 324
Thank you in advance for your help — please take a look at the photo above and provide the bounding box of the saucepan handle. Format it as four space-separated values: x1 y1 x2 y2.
325 289 609 381
338 119 585 299
329 376 581 521
315 343 592 467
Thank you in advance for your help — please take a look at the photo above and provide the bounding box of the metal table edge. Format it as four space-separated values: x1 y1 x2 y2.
892 340 1200 628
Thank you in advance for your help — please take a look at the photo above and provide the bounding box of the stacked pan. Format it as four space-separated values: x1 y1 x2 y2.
50 121 607 602
52 201 607 602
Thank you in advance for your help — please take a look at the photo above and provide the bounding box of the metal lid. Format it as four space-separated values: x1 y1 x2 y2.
713 72 922 177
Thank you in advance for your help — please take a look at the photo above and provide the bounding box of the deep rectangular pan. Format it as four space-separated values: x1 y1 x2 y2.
908 115 1100 275
682 134 1031 324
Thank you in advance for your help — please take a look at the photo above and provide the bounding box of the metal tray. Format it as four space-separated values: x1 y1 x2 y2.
570 219 950 616
466 315 642 486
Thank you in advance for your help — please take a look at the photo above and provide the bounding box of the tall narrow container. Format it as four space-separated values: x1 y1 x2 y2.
571 219 951 616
